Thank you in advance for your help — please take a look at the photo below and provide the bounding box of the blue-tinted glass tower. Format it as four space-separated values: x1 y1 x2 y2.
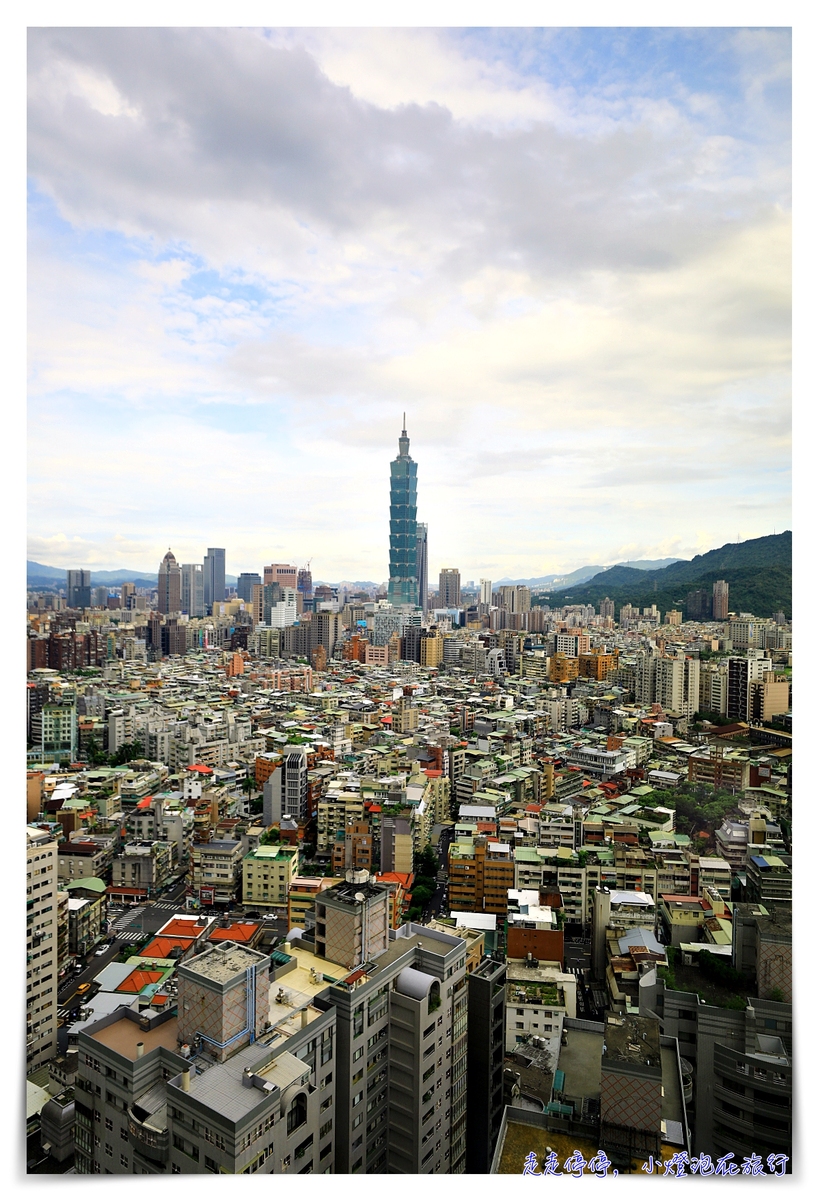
388 416 419 608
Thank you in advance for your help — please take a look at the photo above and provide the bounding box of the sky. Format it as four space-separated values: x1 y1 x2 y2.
26 24 792 585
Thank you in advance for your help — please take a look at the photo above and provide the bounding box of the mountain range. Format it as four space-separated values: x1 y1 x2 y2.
543 531 792 619
496 558 683 589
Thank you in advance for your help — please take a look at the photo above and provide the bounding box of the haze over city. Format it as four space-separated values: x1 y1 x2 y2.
27 26 791 582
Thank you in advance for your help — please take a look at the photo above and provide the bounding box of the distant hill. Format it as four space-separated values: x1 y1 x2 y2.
497 557 682 589
27 561 238 590
542 532 791 619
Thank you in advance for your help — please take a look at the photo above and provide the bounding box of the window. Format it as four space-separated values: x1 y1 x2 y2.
120 1128 128 1141
352 1113 363 1129
320 1120 332 1139
105 1118 113 1131
320 1143 332 1161
353 1005 364 1037
515 1022 524 1029
205 1156 218 1173
352 1047 364 1062
120 1154 129 1168
321 1095 333 1111
352 1091 364 1107
105 1143 113 1157
287 1094 308 1136
321 1073 332 1089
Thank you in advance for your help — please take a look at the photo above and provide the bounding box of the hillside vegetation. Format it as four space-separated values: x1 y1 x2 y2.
537 532 791 619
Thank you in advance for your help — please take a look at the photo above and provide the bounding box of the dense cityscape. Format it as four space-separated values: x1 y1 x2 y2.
25 423 793 1176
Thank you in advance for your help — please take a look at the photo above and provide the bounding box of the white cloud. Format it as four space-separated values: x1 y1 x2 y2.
26 28 791 581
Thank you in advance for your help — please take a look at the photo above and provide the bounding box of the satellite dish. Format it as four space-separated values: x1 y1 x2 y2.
354 893 366 902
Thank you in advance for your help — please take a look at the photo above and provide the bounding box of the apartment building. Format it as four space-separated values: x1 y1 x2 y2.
188 840 244 906
242 845 299 910
448 837 515 916
27 826 60 1071
112 841 173 896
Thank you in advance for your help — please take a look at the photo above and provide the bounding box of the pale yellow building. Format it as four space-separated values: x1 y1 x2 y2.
242 844 299 909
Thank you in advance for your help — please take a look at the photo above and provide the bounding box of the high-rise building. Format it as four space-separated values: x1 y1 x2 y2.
66 569 91 609
416 523 428 614
119 581 136 609
438 568 461 608
264 563 297 589
600 596 615 620
387 417 419 608
236 571 261 602
203 547 226 611
479 579 492 610
297 566 313 600
712 579 730 621
27 826 59 1071
180 563 205 616
91 585 108 607
157 549 182 614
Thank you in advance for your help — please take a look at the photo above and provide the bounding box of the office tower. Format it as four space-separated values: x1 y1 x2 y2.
66 569 91 608
387 417 419 608
261 581 283 622
157 549 182 614
438 568 461 608
264 563 298 589
416 523 428 614
91 585 108 607
203 547 226 611
180 563 205 617
236 571 261 602
479 579 492 610
600 596 615 620
712 578 730 620
27 826 59 1070
119 581 136 609
686 588 712 620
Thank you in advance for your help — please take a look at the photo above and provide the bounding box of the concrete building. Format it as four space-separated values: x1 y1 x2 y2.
242 846 299 910
438 569 461 609
264 748 308 825
416 523 429 614
465 956 506 1173
27 826 59 1071
189 840 244 906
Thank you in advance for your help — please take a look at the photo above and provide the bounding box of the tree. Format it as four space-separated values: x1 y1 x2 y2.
415 844 439 878
110 741 144 767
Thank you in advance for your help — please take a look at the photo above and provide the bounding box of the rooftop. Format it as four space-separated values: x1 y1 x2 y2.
88 1011 179 1061
181 942 268 985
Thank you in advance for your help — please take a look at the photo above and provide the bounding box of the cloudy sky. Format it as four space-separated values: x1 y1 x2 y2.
27 25 791 584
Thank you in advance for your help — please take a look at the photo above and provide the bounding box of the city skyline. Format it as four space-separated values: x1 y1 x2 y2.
27 27 790 581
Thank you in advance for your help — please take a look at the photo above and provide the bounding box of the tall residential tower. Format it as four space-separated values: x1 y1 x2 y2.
388 417 418 607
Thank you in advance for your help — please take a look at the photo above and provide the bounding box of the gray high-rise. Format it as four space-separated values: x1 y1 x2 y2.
66 569 91 608
416 522 428 614
203 548 226 612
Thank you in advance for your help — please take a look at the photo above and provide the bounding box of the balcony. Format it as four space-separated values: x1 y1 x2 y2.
127 1107 170 1164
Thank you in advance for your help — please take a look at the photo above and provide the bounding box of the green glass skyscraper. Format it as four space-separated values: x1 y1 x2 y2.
387 416 419 607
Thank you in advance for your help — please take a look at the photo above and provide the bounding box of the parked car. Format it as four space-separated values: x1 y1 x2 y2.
77 983 91 994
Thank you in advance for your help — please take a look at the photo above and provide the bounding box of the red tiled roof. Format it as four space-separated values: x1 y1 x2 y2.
158 918 209 938
208 923 259 943
116 968 164 993
187 764 214 774
136 796 154 809
140 936 194 958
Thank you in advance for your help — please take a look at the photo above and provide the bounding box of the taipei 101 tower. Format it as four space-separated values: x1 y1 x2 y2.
387 416 419 607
